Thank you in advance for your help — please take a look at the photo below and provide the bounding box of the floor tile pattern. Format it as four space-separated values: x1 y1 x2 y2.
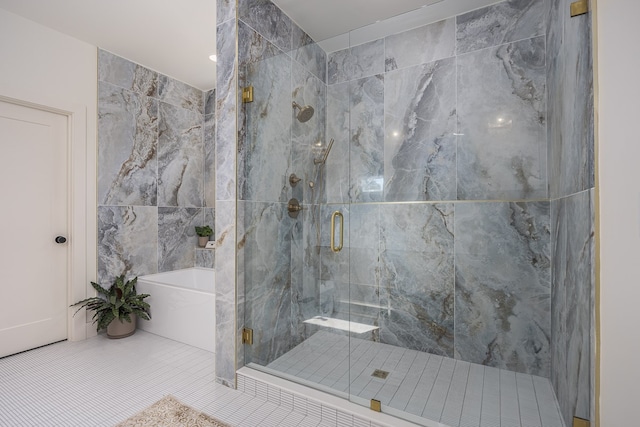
266 331 565 427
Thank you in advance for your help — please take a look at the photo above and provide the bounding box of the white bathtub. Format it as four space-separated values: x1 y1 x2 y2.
137 268 215 352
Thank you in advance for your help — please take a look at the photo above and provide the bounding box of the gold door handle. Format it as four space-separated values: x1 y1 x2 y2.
330 211 343 253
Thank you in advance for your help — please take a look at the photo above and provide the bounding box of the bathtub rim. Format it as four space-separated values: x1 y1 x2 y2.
138 267 215 294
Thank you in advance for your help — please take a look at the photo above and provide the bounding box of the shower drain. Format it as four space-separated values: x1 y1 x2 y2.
371 369 389 379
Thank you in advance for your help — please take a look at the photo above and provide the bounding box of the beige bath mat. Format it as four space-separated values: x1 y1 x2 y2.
116 395 231 427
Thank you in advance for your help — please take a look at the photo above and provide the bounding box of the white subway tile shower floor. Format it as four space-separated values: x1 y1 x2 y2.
0 331 353 426
266 331 565 427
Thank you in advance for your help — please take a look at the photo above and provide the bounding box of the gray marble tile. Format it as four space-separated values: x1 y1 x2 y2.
290 203 306 343
157 207 202 272
328 39 385 85
547 0 594 199
349 75 385 203
205 89 216 116
239 0 292 52
385 18 456 72
205 207 215 233
551 190 593 426
240 201 295 366
158 75 204 112
204 111 216 207
98 81 158 206
456 0 546 55
215 18 238 387
291 24 327 83
455 201 550 376
238 20 284 68
291 61 326 203
239 51 291 203
378 203 455 356
217 0 236 25
216 19 238 202
214 200 236 386
384 58 457 202
457 36 547 200
157 102 204 207
196 249 215 269
98 49 158 97
97 206 158 285
324 82 350 204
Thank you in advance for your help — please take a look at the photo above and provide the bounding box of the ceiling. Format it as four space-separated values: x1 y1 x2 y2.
0 0 496 91
272 0 444 42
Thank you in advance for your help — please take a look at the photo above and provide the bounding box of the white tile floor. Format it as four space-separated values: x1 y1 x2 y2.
266 331 565 427
0 331 375 427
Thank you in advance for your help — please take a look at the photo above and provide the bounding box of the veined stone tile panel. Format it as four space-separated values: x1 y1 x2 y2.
158 75 204 113
157 102 204 207
204 109 216 207
238 20 284 69
349 74 384 203
328 39 385 85
378 203 455 356
291 24 327 83
239 0 292 53
551 190 593 426
291 60 326 204
385 18 456 72
217 0 236 25
384 58 457 201
454 201 551 377
456 0 545 55
98 49 158 97
241 201 295 366
547 0 594 198
97 206 158 284
216 18 238 202
214 200 236 386
98 81 158 206
324 82 350 204
457 36 547 200
157 207 202 272
239 51 291 203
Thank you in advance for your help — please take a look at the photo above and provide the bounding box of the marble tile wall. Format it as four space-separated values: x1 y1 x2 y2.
236 0 328 371
546 0 595 425
326 0 547 203
233 3 594 423
550 190 594 425
215 5 238 387
318 0 553 377
97 49 215 284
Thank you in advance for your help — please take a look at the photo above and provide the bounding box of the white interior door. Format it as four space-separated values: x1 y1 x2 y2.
0 99 68 358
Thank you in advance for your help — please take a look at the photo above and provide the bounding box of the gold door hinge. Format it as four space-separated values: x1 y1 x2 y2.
242 327 253 345
570 0 589 17
370 399 381 412
242 86 254 103
573 417 590 427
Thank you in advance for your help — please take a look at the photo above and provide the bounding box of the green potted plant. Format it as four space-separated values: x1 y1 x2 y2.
71 275 151 339
195 225 213 247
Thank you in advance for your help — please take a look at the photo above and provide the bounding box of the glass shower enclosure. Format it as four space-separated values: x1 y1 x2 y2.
236 0 594 426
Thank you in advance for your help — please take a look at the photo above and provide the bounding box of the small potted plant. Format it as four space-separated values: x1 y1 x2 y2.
71 275 151 339
195 225 213 247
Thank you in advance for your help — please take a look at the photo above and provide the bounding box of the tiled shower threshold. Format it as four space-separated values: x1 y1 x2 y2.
253 331 565 427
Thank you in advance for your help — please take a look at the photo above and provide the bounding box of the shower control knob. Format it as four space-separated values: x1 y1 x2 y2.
287 198 302 218
55 236 67 244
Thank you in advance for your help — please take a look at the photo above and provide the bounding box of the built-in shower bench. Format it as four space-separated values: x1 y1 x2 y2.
303 316 379 335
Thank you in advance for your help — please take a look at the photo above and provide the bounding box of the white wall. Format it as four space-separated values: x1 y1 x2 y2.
0 8 97 340
597 0 640 425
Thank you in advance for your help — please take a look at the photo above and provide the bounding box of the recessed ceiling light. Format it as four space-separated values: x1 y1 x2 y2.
209 54 217 62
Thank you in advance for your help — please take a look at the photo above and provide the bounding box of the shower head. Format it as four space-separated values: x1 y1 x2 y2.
292 101 314 123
